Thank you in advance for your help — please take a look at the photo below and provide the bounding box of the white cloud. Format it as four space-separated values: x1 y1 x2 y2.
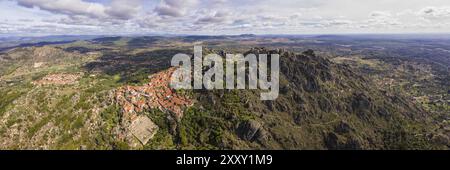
16 0 108 18
419 6 450 21
195 10 230 24
105 0 143 20
366 11 400 26
2 0 450 35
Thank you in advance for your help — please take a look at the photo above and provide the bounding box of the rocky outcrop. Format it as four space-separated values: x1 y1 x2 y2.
324 132 362 150
237 120 268 143
334 121 353 134
191 48 434 149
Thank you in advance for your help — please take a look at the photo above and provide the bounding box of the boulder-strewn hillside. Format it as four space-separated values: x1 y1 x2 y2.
0 41 447 149
177 48 444 149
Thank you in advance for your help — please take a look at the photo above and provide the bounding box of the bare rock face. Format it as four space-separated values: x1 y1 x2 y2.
335 121 353 134
237 120 268 142
324 132 362 150
302 49 316 56
33 62 45 68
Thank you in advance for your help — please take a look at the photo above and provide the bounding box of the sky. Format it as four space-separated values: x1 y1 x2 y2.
1 0 450 36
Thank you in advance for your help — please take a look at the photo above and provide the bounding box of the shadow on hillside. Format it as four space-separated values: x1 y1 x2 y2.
83 49 191 84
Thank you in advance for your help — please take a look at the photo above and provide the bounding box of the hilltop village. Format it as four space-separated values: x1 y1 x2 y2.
114 68 193 145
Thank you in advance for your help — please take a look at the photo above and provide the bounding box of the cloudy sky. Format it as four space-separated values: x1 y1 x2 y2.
1 0 450 36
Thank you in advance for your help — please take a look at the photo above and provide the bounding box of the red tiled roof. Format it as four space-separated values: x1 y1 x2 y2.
115 67 193 122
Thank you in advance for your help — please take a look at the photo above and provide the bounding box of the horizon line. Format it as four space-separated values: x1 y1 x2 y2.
3 32 450 38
